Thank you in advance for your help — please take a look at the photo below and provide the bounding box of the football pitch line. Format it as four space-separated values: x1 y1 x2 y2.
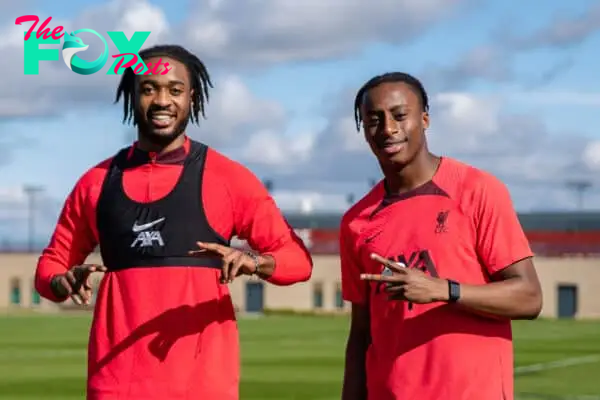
515 354 600 399
515 354 600 375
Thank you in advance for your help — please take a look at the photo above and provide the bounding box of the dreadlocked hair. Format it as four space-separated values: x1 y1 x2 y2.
114 44 212 125
353 72 429 131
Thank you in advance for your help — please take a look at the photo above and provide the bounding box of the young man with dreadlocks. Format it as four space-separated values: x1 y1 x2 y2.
35 45 313 400
339 72 543 400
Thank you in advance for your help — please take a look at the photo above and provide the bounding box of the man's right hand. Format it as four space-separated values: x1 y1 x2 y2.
50 264 107 305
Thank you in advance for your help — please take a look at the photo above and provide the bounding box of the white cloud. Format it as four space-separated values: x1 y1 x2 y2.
212 76 283 130
234 89 600 212
427 93 594 191
2 0 468 118
185 75 287 147
183 0 464 65
116 74 287 150
583 141 600 171
115 1 170 43
431 92 501 149
242 130 315 167
0 186 26 203
508 3 600 50
0 186 60 247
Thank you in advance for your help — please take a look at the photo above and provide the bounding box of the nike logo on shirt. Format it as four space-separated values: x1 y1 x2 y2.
132 217 165 232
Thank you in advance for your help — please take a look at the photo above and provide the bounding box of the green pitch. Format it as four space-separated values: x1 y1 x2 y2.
0 313 598 399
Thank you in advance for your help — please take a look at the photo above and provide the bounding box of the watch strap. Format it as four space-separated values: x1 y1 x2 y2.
448 279 460 303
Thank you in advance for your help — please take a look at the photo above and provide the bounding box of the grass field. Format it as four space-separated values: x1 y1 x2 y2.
0 313 599 399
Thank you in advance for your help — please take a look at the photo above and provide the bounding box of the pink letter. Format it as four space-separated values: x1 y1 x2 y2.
37 17 53 39
160 63 172 75
15 15 39 41
112 53 139 74
51 26 64 40
148 58 163 75
133 62 146 75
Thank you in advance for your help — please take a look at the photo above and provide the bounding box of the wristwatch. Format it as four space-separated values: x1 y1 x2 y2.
447 279 461 303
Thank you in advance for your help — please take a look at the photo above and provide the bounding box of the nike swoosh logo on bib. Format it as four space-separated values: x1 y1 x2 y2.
132 217 165 233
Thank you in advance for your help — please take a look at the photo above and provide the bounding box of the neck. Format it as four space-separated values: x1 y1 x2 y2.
136 133 186 154
383 150 441 195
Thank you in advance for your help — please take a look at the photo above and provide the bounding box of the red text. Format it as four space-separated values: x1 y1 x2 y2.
15 15 64 41
112 53 172 75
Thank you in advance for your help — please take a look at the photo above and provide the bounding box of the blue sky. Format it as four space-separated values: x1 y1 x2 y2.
3 0 600 243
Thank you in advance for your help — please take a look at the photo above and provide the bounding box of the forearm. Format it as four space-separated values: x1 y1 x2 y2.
261 242 313 286
35 177 98 302
35 251 70 302
342 330 369 400
449 277 542 320
35 238 94 303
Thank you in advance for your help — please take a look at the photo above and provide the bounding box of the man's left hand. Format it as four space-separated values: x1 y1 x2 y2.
189 242 274 283
361 253 449 304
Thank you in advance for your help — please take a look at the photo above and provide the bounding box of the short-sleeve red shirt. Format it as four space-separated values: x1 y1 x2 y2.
340 157 533 400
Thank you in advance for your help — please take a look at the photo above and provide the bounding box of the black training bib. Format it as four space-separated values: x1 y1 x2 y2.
96 140 229 272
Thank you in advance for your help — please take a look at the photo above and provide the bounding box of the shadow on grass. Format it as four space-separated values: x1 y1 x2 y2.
1 379 597 400
0 378 341 399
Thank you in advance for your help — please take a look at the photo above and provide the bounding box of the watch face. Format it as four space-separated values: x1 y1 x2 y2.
450 281 460 300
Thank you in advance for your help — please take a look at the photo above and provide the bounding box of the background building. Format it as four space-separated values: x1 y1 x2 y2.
2 211 600 319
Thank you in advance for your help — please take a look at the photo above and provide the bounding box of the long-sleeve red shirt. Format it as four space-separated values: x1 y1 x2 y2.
35 136 313 400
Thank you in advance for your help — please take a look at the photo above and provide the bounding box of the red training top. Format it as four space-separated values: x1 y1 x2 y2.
340 157 533 400
35 136 313 400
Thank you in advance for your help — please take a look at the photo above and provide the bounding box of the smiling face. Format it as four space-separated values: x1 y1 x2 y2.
134 56 192 146
360 81 429 168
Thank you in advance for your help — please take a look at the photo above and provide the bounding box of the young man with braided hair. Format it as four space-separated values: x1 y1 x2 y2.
35 45 313 400
340 72 542 400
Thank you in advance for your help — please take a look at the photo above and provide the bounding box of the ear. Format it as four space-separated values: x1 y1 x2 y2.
422 112 430 130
